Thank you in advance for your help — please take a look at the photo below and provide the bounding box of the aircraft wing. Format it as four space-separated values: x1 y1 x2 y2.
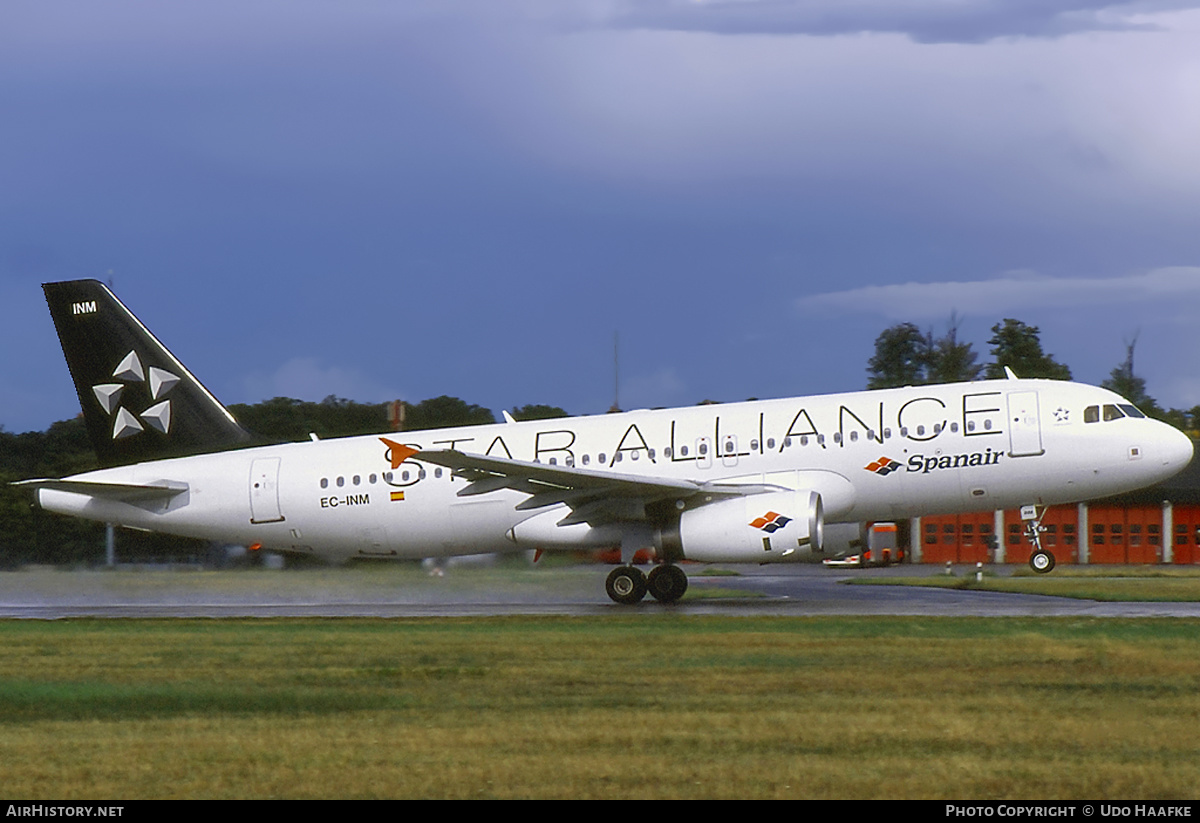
416 449 781 526
13 478 189 503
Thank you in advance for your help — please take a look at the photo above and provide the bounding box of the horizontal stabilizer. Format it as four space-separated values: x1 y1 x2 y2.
13 478 189 503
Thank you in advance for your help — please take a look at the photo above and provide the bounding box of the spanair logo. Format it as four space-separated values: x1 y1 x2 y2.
750 511 792 533
864 456 902 476
865 450 1004 476
91 350 180 439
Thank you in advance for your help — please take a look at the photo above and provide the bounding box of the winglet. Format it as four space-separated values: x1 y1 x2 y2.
502 410 517 424
380 437 420 469
1004 366 1019 380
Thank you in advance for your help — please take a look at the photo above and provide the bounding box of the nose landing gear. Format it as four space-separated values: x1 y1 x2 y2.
1022 505 1056 574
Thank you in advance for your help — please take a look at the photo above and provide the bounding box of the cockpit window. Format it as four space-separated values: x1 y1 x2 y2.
1118 404 1146 419
1084 405 1099 423
1103 404 1125 421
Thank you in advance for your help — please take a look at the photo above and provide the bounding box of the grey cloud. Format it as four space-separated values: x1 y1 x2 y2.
601 0 1197 44
797 269 1200 320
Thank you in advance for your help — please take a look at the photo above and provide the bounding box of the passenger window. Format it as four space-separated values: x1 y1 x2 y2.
1084 405 1099 423
320 478 328 489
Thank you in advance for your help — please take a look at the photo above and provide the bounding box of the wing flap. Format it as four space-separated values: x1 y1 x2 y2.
417 449 703 500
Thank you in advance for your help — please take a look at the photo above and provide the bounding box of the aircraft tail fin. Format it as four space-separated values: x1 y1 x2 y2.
42 280 253 467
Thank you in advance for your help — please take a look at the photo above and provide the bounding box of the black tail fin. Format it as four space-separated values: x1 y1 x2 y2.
43 280 252 467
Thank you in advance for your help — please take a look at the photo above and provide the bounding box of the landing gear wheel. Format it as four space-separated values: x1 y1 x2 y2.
606 566 648 604
647 564 689 604
1029 550 1056 574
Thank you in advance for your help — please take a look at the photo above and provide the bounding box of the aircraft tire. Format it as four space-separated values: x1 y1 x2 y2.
647 564 688 604
1029 550 1056 574
606 566 648 605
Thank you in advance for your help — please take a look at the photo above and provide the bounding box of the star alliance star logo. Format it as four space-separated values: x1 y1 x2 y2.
91 350 180 440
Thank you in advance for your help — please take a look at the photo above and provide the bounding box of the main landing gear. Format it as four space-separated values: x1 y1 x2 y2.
605 564 689 605
1023 505 1056 574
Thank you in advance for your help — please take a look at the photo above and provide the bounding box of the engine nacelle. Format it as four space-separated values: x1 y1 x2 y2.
507 510 624 549
666 490 824 564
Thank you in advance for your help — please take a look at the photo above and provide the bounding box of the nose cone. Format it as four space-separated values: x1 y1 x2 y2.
1158 423 1194 479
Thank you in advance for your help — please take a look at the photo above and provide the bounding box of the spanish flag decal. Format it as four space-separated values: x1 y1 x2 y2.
390 491 405 502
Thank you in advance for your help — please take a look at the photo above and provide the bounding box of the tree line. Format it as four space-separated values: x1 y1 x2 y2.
866 316 1199 431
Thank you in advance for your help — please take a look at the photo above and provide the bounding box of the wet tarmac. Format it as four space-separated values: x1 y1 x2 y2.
2 562 1199 619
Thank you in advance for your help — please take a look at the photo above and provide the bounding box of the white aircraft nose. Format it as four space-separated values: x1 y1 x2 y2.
1159 423 1194 475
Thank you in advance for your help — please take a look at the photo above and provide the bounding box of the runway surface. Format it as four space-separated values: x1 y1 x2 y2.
2 562 1199 618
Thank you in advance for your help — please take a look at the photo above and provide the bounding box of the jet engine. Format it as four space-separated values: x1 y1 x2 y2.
663 490 824 564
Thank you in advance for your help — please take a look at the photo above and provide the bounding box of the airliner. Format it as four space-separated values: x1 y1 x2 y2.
16 280 1194 603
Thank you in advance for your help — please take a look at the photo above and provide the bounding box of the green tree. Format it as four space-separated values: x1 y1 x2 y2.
404 396 495 430
227 396 388 442
1102 336 1164 417
867 323 929 389
509 404 568 421
984 319 1072 380
925 315 983 384
867 317 983 388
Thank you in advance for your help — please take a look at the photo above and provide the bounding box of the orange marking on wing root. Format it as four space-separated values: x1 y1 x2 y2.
380 437 420 470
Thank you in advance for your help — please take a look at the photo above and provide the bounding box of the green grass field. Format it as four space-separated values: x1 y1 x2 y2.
2 616 1199 799
847 566 1200 601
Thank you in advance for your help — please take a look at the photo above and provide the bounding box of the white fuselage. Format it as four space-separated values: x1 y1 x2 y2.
37 378 1194 563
